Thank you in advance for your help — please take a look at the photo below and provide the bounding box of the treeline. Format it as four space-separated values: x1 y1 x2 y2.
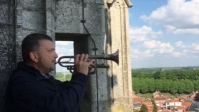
132 69 199 94
132 69 199 80
132 78 199 94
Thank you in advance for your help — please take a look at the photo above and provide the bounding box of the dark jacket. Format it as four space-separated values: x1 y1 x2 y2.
5 62 88 112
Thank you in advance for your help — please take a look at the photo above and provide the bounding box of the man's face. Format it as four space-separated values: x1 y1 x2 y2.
36 40 58 73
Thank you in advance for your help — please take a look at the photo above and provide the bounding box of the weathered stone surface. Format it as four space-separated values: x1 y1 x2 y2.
23 0 45 10
0 1 15 111
55 1 81 33
107 0 133 111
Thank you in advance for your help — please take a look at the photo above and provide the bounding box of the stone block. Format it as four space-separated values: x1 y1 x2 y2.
46 10 55 31
23 0 45 10
22 10 45 30
83 4 103 34
95 0 104 4
55 1 82 33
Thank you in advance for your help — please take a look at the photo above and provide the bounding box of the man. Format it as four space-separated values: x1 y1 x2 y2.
5 33 94 112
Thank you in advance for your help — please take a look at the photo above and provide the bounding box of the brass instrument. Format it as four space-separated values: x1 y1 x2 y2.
56 49 119 74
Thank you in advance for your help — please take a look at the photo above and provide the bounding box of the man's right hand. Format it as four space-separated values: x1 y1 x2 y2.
74 54 94 75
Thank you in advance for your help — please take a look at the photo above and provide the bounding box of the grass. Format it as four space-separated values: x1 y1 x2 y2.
136 93 153 98
136 93 189 99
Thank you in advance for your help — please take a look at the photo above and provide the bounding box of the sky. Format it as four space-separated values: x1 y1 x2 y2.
55 0 199 72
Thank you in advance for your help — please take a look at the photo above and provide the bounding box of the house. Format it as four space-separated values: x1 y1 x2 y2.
133 103 142 110
143 101 153 108
153 91 163 98
143 101 154 112
133 97 143 104
133 97 143 110
166 99 182 109
160 109 171 112
182 102 191 111
179 95 187 102
176 106 186 112
154 97 167 106
188 91 199 100
147 107 153 112
157 106 163 112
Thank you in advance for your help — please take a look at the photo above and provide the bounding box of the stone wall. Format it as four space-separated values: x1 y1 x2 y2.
0 0 55 111
0 0 16 111
55 0 112 111
15 0 48 62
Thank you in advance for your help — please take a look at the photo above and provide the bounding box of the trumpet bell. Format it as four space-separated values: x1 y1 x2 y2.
108 49 119 65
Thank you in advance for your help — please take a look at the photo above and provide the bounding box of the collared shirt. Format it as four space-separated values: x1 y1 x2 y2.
40 72 50 79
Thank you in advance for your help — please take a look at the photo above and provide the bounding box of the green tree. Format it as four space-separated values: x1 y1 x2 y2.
153 71 160 79
140 79 148 93
152 99 157 112
132 78 140 93
155 79 163 91
133 110 139 112
138 73 146 79
159 71 166 80
145 78 155 93
166 70 175 80
169 81 178 94
194 80 199 91
183 79 194 93
140 104 148 112
162 80 170 92
177 80 185 94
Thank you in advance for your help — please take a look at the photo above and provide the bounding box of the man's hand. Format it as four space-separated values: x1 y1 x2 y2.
74 54 94 75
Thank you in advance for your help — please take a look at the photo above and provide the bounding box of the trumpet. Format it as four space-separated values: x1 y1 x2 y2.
56 49 119 74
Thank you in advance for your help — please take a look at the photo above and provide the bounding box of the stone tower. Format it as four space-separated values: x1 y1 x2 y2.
0 0 133 112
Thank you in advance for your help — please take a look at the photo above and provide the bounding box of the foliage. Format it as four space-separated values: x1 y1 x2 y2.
140 104 148 112
132 68 199 94
133 110 139 112
56 72 72 82
152 99 157 112
132 78 196 94
132 68 199 81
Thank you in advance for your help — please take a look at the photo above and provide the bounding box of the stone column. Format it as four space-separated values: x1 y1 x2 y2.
106 0 133 111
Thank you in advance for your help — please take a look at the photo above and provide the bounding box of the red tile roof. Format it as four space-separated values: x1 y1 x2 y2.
143 101 153 106
161 109 170 112
147 107 153 112
182 102 191 110
177 106 185 110
133 97 143 103
167 99 179 102
182 102 191 107
157 106 162 111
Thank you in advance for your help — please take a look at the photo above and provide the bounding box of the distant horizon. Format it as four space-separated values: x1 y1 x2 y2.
56 65 199 73
132 65 199 69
